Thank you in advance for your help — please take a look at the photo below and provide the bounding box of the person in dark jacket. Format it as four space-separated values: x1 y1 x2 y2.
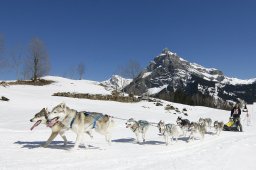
230 103 243 132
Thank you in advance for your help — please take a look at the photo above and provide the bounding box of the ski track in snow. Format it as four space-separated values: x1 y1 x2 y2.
0 77 256 170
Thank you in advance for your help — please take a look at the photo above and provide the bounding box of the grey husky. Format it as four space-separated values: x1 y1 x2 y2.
157 120 183 145
213 121 224 135
125 118 150 143
199 117 212 131
30 108 93 148
47 103 114 150
188 122 206 142
30 108 68 147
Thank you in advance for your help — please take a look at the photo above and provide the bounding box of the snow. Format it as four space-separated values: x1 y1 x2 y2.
142 72 152 78
43 76 111 95
1 76 256 170
100 75 132 91
190 62 217 72
147 85 168 95
222 77 256 85
190 63 256 85
179 57 187 62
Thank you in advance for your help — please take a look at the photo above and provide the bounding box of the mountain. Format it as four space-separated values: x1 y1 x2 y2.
100 75 132 91
124 48 256 108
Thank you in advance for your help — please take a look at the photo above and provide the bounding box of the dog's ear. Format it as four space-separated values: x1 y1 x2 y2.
60 102 66 108
45 108 48 113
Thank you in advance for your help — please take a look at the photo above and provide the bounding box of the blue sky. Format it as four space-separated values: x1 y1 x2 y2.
0 0 255 81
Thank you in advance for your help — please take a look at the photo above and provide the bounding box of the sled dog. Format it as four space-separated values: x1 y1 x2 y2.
213 121 224 135
30 108 68 147
125 118 150 143
157 120 183 145
199 117 212 130
176 116 190 136
188 122 206 142
47 103 114 150
30 108 94 148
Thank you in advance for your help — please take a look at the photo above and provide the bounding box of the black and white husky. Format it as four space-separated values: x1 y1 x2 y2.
125 118 150 143
157 120 183 145
47 103 114 150
176 116 190 136
213 121 224 135
188 122 206 142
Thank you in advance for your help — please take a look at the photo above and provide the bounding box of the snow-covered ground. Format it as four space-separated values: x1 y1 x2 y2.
0 76 255 170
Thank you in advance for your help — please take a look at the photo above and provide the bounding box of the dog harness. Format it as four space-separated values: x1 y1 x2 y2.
84 112 100 128
132 120 149 132
70 112 79 128
70 111 104 129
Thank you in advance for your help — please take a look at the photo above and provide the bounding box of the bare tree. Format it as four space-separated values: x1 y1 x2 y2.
10 45 24 80
122 59 142 79
120 59 142 95
24 38 50 81
77 63 85 80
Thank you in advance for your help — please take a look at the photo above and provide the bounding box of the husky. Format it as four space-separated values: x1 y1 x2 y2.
199 117 212 130
30 108 94 148
47 103 114 150
213 121 224 135
125 118 150 143
157 120 183 145
30 108 68 147
187 122 206 142
176 116 190 136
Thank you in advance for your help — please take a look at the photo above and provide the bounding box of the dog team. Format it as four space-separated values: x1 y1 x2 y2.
30 102 224 149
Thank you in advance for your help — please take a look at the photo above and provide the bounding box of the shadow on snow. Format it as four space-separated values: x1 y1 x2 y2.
112 137 165 145
14 141 100 150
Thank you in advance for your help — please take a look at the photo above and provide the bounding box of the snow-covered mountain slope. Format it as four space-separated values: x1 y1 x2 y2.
125 48 256 106
0 76 256 169
100 75 132 91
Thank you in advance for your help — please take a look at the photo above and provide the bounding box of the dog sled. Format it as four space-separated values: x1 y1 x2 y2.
223 118 242 132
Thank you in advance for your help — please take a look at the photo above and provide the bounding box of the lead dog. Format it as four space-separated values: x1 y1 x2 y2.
125 118 150 143
47 103 114 150
157 120 183 145
30 108 94 148
30 108 68 147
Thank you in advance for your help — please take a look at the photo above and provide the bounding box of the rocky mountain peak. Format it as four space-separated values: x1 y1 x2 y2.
125 48 256 107
146 48 224 82
101 75 132 91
